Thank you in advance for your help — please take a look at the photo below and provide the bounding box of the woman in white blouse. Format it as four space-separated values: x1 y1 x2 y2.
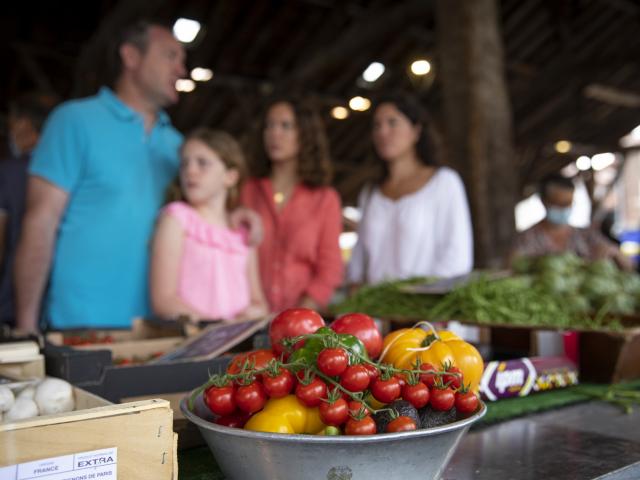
347 93 473 286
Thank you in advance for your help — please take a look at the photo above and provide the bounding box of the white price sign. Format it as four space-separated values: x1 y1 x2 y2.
0 447 117 480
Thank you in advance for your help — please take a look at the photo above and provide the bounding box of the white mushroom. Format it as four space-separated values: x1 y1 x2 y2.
5 397 39 421
0 386 15 412
35 378 75 415
17 386 36 401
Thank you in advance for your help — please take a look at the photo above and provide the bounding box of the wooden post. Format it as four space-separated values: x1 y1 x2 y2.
436 0 517 267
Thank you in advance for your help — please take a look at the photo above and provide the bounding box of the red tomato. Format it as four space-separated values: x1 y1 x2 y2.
317 348 349 377
370 377 401 403
419 363 437 388
262 368 294 398
444 366 463 390
295 369 309 382
330 313 383 359
319 398 349 426
362 363 380 380
402 382 430 409
269 308 325 355
234 382 267 414
396 374 407 388
204 385 236 416
295 378 327 407
215 412 250 429
227 349 276 376
455 391 479 414
430 387 455 411
339 365 371 392
386 416 417 433
348 400 367 416
345 415 377 435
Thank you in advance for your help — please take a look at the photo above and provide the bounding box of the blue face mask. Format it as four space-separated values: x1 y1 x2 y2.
546 207 572 225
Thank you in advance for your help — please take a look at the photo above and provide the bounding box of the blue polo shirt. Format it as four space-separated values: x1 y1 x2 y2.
30 87 182 329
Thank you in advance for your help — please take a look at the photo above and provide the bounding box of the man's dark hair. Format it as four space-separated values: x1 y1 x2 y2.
9 92 60 132
107 20 172 87
538 173 575 202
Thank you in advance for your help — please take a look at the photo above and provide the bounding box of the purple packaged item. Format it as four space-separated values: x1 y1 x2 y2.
480 356 578 401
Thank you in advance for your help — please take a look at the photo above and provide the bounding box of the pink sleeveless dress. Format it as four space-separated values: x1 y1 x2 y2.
162 202 250 320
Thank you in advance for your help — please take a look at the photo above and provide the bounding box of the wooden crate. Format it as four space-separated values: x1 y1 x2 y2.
579 328 640 383
0 342 45 380
0 390 177 479
46 318 188 365
475 320 640 383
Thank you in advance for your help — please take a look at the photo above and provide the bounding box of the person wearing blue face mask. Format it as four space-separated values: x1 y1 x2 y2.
510 174 633 270
0 92 59 327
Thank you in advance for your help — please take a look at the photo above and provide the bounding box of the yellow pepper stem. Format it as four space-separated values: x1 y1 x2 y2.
379 320 440 362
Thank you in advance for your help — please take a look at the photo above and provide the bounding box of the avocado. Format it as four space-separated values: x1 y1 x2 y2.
373 400 419 433
418 405 458 429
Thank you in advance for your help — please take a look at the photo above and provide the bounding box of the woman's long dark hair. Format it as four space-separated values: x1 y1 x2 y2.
247 94 333 187
372 92 438 182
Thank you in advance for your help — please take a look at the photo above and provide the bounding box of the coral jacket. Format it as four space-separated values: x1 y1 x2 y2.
241 177 344 312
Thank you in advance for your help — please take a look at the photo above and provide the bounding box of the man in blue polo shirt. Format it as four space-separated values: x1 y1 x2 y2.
14 21 187 331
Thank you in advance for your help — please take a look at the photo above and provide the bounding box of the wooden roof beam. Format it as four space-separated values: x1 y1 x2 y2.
284 0 431 86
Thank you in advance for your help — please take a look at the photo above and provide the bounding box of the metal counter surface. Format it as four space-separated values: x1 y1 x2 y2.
444 402 640 479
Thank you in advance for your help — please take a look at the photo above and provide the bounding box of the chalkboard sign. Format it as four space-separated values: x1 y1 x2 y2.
152 317 271 364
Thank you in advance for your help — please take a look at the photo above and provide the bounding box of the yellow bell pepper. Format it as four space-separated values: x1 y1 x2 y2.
363 393 386 411
244 395 326 434
381 329 484 392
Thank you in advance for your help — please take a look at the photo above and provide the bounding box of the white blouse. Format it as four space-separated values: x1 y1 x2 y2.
347 167 473 284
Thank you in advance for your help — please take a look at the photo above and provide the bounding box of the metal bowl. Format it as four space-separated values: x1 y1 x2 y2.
181 394 486 480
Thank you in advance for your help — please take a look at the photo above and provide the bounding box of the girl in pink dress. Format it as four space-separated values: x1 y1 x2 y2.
150 129 268 322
